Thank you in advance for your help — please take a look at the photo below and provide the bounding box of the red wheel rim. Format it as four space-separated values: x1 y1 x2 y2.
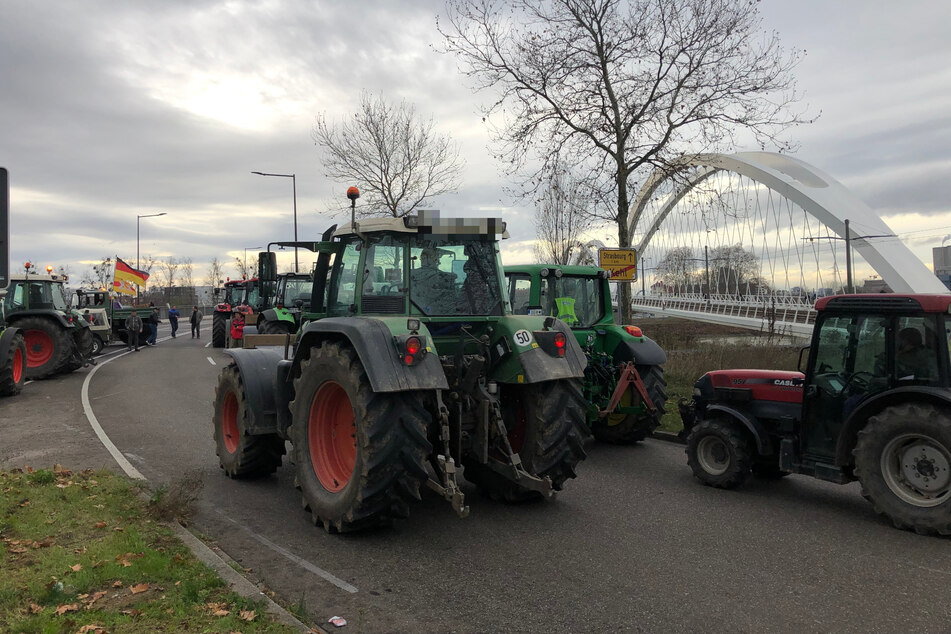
221 391 239 454
308 381 356 492
12 347 23 383
24 330 54 367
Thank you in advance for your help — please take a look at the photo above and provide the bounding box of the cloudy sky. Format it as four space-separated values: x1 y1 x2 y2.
2 0 950 287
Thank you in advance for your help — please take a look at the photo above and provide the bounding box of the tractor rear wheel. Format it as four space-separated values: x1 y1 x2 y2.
212 312 227 348
63 326 95 372
289 341 431 533
464 379 588 502
213 364 285 478
17 316 70 379
854 403 951 535
0 332 26 396
686 418 753 489
259 319 292 335
592 364 668 444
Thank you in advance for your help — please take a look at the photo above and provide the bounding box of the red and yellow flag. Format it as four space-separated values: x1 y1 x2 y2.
113 257 149 296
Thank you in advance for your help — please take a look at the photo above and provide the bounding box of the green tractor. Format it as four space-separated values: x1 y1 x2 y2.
254 271 312 335
504 264 667 443
1 269 95 379
212 203 590 532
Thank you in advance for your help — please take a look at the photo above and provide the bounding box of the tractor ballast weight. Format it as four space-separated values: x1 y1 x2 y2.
213 208 590 532
682 293 951 535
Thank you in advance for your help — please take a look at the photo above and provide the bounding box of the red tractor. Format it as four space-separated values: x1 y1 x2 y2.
681 294 951 535
211 279 249 348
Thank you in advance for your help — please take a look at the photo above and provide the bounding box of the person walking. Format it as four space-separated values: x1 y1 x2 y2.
190 306 203 338
168 305 180 338
125 309 143 351
146 307 161 346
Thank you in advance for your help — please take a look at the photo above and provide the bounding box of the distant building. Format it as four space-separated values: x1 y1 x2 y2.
859 278 891 293
934 246 951 291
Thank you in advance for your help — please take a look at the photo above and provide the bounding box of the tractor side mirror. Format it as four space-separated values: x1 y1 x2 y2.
258 252 278 282
797 345 810 373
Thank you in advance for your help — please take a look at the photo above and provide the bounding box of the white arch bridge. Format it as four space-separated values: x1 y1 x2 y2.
604 152 948 337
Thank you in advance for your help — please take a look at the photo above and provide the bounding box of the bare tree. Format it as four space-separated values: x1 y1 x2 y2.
206 257 224 288
439 0 811 321
81 256 114 289
533 164 596 264
657 246 698 293
155 257 181 293
709 244 758 294
233 257 250 280
313 91 465 218
179 257 194 290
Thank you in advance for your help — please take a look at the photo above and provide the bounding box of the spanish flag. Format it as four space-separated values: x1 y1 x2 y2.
113 257 149 296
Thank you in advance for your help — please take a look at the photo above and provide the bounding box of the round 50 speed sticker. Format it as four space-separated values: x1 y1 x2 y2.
513 329 534 347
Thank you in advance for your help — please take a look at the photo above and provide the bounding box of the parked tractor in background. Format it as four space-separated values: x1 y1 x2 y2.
2 270 95 378
255 271 313 335
681 294 951 536
212 279 259 348
72 289 149 349
212 200 590 533
505 264 667 443
0 167 26 396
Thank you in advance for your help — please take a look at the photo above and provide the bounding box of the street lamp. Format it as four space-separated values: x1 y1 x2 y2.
136 212 166 301
244 246 263 275
251 171 298 272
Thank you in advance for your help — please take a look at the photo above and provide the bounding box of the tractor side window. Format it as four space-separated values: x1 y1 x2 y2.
894 316 940 385
507 274 532 314
328 242 360 316
363 236 405 297
4 282 24 312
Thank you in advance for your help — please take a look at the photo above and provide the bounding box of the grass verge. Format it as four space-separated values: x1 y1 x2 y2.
0 466 300 633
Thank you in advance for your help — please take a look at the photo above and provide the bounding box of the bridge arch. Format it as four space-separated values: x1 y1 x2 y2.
628 152 947 294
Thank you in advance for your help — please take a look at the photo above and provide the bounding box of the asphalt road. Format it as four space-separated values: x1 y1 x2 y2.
5 326 951 633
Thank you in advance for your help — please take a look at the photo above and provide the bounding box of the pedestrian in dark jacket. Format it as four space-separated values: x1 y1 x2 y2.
190 306 203 338
125 310 143 351
146 307 161 345
168 305 180 338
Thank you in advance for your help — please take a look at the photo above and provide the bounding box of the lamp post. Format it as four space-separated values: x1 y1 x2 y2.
251 171 298 272
244 246 263 276
136 212 166 302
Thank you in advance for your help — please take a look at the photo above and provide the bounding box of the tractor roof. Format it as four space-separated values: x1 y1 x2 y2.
9 273 66 283
816 294 951 313
505 264 608 278
334 214 509 239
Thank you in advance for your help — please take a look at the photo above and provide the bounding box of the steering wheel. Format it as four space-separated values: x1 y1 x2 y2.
844 371 874 393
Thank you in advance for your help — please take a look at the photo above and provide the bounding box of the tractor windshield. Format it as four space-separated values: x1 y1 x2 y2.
543 275 604 327
282 277 313 308
409 237 503 316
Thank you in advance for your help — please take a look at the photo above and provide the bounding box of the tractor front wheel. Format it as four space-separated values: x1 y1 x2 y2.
686 418 753 489
212 312 227 348
213 364 286 478
290 342 431 533
0 331 26 396
17 316 70 379
464 379 589 502
91 334 104 356
854 403 951 535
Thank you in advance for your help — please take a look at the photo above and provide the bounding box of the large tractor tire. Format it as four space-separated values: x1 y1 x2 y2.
686 417 753 489
63 326 95 373
592 364 668 444
464 379 589 502
854 403 951 535
0 331 26 396
17 316 71 379
212 312 227 348
289 341 432 533
213 364 285 478
259 318 292 335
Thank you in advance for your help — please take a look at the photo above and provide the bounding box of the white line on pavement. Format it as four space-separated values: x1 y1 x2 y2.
207 357 216 366
217 513 359 594
81 351 146 481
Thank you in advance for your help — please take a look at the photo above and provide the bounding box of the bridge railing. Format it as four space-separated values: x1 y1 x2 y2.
630 292 817 328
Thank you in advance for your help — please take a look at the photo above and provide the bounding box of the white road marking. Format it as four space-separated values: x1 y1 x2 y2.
80 351 146 480
207 357 216 366
217 513 358 594
204 341 212 348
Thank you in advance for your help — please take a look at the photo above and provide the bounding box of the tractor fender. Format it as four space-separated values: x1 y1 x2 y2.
705 403 773 455
612 335 667 366
222 346 289 436
260 308 279 323
834 386 951 466
8 310 74 330
294 317 449 392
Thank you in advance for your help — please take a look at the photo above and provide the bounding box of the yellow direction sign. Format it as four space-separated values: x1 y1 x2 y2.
598 248 638 281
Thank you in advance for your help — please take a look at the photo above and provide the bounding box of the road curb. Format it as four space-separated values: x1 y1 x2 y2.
167 521 320 632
